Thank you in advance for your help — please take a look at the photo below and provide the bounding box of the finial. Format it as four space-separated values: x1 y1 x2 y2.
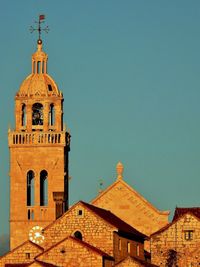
116 162 124 180
30 15 49 43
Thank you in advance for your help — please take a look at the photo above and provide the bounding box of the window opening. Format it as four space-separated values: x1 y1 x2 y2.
119 239 121 251
22 104 26 126
32 103 43 125
27 171 34 206
49 104 55 126
74 231 82 240
184 230 193 240
40 170 48 206
48 84 53 91
25 253 30 259
28 209 31 220
77 209 83 216
37 61 41 73
136 244 140 256
127 242 130 253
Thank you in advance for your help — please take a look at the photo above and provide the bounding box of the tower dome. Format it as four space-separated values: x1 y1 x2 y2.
16 39 61 97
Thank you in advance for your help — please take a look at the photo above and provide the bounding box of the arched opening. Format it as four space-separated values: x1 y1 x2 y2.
32 103 43 125
49 104 55 126
22 104 26 126
27 171 34 206
40 170 48 206
74 231 82 240
37 61 41 73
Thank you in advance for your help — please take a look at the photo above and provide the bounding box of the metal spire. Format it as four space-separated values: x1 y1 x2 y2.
30 15 49 41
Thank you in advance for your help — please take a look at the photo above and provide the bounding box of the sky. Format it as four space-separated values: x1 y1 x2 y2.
0 0 200 243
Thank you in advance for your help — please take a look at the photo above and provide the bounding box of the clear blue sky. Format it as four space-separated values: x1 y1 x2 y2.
1 1 200 239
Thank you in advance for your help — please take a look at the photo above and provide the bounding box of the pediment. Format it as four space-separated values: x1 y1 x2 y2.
91 179 169 236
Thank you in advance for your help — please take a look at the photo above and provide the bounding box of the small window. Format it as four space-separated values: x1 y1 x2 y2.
127 242 130 253
136 244 140 256
25 253 30 259
119 239 121 251
48 84 53 91
77 209 83 216
184 230 193 240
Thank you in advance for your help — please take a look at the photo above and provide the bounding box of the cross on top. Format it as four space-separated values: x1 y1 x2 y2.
30 15 49 41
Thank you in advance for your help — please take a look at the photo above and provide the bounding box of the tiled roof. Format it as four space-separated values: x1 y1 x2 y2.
81 201 147 240
173 207 200 221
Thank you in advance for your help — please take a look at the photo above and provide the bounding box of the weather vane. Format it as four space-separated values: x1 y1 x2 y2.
30 15 49 41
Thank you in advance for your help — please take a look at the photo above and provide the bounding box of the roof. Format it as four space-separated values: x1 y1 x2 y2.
36 236 113 260
81 201 147 240
0 240 43 260
151 206 200 236
173 207 200 221
115 255 158 266
70 237 114 259
91 178 170 216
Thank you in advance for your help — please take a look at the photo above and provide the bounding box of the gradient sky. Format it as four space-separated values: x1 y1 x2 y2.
0 1 200 238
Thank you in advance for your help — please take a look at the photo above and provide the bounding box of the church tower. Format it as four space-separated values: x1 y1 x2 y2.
8 36 70 249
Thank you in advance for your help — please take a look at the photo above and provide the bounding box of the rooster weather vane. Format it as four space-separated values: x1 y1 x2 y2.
30 15 49 41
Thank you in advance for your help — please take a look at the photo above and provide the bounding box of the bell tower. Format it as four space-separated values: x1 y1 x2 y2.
8 37 70 249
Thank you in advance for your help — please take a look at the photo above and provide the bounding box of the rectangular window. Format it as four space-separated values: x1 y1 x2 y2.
119 239 121 251
25 253 30 259
184 230 193 240
127 242 130 253
77 209 83 216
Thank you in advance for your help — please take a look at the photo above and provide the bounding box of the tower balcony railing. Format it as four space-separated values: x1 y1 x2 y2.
8 130 66 146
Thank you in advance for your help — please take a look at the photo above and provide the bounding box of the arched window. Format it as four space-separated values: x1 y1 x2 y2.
49 104 55 126
32 103 43 125
74 231 82 240
22 104 26 126
40 170 48 206
27 171 34 206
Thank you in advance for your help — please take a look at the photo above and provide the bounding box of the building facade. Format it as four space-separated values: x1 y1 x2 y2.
151 207 200 266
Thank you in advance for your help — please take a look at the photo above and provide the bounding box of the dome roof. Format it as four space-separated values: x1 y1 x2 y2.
17 73 61 97
16 39 62 98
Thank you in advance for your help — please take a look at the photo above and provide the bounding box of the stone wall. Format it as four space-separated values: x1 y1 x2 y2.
36 237 111 267
43 202 116 256
0 241 43 267
151 213 200 266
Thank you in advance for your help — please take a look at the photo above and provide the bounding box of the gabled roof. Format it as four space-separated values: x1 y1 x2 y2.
151 207 200 237
115 255 158 266
0 240 44 259
36 236 113 260
91 178 169 216
44 200 147 240
80 201 147 239
173 207 200 221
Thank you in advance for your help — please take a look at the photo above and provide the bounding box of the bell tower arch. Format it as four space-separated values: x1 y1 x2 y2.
8 38 70 249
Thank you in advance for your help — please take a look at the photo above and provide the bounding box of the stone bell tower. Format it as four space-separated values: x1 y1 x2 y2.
8 37 70 249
